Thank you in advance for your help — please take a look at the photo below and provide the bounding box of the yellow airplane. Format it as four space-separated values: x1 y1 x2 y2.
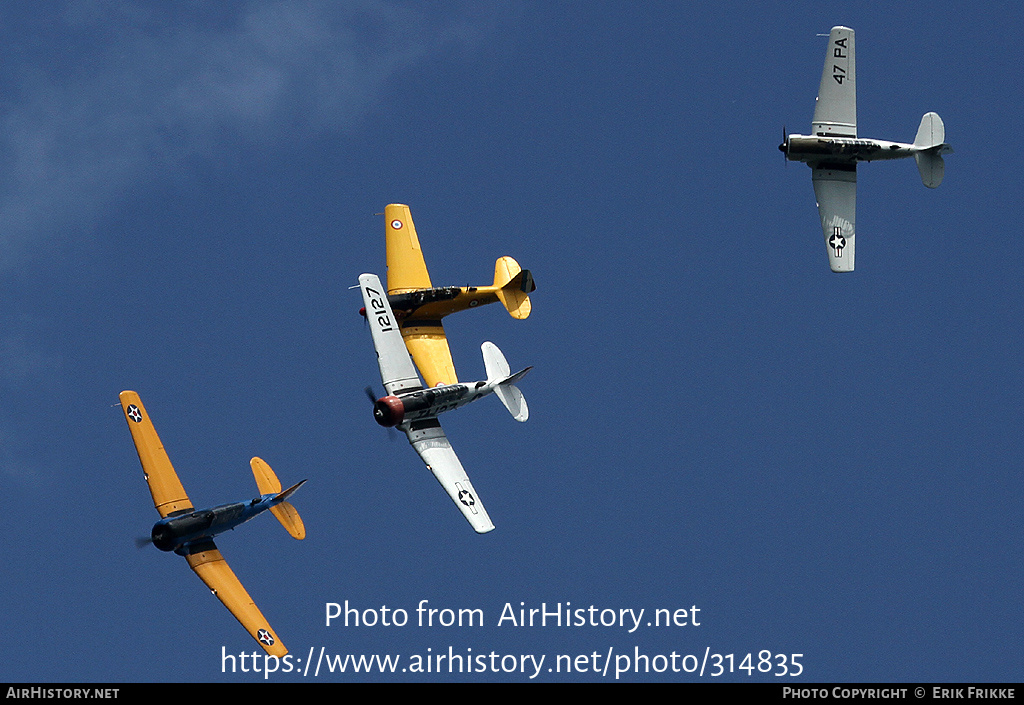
370 203 536 389
119 391 305 657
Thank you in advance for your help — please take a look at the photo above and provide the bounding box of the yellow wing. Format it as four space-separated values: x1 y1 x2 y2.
384 204 458 386
401 324 458 388
119 391 193 518
185 542 288 657
385 203 432 293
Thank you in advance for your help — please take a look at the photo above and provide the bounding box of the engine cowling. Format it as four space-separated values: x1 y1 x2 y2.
151 510 216 552
151 522 178 552
373 395 405 427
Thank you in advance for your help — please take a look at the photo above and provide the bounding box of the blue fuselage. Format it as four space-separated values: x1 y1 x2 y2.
151 494 279 554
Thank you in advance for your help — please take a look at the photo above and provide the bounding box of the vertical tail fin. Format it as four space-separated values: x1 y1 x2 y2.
250 458 307 540
481 342 530 422
493 256 535 319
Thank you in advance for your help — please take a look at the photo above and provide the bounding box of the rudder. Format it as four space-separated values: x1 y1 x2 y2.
493 256 535 320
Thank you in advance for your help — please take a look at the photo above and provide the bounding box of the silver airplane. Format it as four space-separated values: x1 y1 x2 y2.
358 272 530 533
780 26 953 272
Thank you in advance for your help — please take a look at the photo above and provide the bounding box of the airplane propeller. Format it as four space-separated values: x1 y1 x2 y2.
135 535 154 549
365 386 397 441
780 126 790 163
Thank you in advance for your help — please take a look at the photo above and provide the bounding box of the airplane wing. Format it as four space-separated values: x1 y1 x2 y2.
402 326 458 388
359 273 423 395
361 273 492 532
812 165 857 272
383 204 459 386
183 540 288 657
385 204 432 293
812 26 856 138
405 420 495 534
119 391 193 518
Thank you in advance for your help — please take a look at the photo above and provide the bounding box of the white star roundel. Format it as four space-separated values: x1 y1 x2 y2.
391 220 403 229
829 233 846 254
258 629 275 646
127 405 142 423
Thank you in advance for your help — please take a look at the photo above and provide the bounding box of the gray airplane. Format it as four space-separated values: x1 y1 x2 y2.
780 26 952 272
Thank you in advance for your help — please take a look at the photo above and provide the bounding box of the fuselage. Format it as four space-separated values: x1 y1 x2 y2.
373 380 494 428
151 494 280 554
389 286 502 321
358 285 503 325
781 135 920 164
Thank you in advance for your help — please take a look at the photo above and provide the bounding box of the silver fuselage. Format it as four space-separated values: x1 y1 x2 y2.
783 135 920 164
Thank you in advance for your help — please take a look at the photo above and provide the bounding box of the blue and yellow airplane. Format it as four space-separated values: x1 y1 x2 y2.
119 390 306 657
366 203 536 389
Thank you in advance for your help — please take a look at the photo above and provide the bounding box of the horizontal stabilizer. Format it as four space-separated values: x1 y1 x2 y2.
913 112 945 150
270 500 306 540
915 151 945 188
913 113 950 188
251 457 281 495
482 340 511 382
481 341 530 421
495 382 529 422
251 457 306 539
493 256 534 319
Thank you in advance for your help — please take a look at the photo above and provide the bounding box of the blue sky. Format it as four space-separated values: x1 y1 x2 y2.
2 1 1020 683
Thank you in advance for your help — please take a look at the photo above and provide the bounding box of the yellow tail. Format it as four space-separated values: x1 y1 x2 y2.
493 256 535 320
250 457 306 540
251 456 282 494
271 501 306 540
